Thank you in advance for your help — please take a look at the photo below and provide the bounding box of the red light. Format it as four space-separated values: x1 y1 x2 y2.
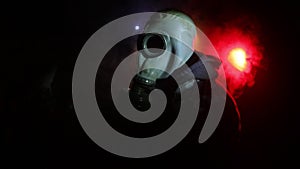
205 26 263 97
227 48 247 72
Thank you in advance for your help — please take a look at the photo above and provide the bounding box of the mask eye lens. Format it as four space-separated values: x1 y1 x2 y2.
140 34 166 58
145 34 165 50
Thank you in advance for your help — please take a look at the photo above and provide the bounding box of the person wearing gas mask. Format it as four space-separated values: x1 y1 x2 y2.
128 10 241 166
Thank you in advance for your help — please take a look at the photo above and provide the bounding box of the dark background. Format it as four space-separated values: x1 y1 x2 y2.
2 0 297 168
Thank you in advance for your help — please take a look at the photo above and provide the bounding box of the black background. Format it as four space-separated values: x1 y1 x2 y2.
2 0 297 168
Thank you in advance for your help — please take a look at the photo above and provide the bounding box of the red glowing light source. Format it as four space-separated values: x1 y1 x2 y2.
227 48 247 72
205 26 263 97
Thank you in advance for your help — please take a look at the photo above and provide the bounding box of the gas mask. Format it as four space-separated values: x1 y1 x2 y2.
129 11 197 111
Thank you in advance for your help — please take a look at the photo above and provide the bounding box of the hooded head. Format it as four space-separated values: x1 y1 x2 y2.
130 10 198 111
137 10 197 82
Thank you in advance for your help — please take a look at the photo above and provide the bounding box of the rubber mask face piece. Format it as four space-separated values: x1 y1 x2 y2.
137 11 197 82
130 11 197 111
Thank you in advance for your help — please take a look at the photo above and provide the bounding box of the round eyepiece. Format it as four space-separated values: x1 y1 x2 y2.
140 33 166 58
